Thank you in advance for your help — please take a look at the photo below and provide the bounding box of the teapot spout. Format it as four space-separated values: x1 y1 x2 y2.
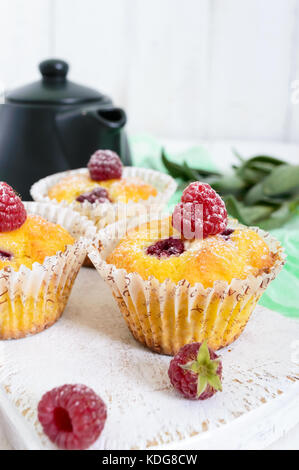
89 107 127 129
55 105 131 168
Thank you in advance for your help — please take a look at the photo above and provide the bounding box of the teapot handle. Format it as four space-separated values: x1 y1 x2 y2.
87 107 127 130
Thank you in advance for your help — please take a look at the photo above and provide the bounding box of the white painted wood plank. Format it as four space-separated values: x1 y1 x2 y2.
0 0 52 90
207 0 297 141
0 421 11 450
53 0 130 107
53 0 211 139
126 0 211 139
0 268 298 450
0 0 298 142
289 3 299 142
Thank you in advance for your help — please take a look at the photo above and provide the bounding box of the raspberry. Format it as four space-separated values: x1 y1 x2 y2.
0 182 27 232
172 182 227 239
38 384 107 450
76 187 111 204
221 228 234 240
146 237 185 258
0 249 12 260
168 342 222 400
88 150 123 181
172 202 203 240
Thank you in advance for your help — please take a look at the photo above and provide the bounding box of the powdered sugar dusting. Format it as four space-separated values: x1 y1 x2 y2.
1 269 298 450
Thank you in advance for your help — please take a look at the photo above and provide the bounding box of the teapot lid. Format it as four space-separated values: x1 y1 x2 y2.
6 59 111 106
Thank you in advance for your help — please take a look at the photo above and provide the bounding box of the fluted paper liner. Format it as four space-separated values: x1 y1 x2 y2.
0 202 97 340
88 216 285 355
30 167 177 230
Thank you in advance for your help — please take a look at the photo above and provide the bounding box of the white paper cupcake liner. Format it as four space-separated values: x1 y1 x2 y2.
30 167 177 230
88 215 285 355
0 202 97 340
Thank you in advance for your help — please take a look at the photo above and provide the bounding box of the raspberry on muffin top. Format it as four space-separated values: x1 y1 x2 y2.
106 182 276 288
88 149 123 181
0 182 27 232
107 217 275 288
0 182 74 271
172 182 228 239
48 149 158 205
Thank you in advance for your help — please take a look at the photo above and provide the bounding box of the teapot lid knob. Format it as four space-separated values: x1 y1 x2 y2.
39 59 69 81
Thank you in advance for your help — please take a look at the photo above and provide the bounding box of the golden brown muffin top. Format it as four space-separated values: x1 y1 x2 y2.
107 217 275 288
0 214 74 271
48 173 157 204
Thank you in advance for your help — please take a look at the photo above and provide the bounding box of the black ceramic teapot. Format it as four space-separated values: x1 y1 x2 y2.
0 59 131 199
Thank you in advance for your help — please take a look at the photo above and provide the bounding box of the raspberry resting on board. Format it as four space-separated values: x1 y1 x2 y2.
168 342 223 400
38 384 107 450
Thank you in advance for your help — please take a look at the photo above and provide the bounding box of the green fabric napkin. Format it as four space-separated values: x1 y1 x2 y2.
130 134 299 318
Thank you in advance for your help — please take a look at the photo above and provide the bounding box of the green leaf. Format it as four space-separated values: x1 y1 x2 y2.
224 195 248 225
209 175 247 195
240 167 265 185
224 196 276 226
161 149 221 181
179 341 222 397
182 161 199 180
231 148 245 163
235 154 286 185
258 199 299 230
235 153 286 170
197 376 208 397
196 340 210 364
207 374 223 392
240 204 275 224
243 181 265 205
246 155 287 166
250 161 279 174
161 149 189 179
180 360 200 374
162 147 298 230
262 165 299 196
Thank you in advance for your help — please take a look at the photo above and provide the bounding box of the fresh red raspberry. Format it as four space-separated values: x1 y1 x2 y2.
88 149 123 181
76 187 111 204
146 237 185 258
168 342 222 400
172 182 227 239
38 384 107 450
0 182 27 232
172 202 203 240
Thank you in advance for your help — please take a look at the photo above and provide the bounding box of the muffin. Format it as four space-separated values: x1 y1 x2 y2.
31 150 177 230
0 182 95 339
47 171 158 205
89 182 285 355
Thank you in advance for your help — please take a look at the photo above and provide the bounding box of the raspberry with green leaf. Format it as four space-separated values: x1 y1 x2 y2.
168 341 222 400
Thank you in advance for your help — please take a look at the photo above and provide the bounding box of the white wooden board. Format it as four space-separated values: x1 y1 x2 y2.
0 267 298 450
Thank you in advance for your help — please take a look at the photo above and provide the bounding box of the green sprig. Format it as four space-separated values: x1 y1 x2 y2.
161 149 299 229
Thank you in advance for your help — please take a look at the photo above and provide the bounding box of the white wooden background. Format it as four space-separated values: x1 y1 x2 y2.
0 0 298 142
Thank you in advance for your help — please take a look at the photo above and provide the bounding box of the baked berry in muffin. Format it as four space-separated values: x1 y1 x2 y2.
90 182 284 355
107 218 275 289
48 150 157 205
